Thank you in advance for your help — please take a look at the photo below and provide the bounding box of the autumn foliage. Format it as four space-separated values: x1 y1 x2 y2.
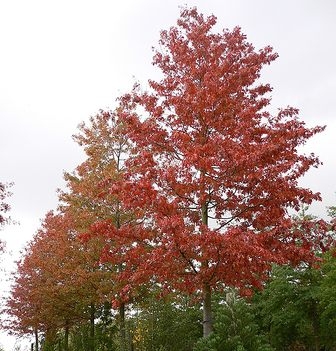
59 109 129 228
102 8 325 336
3 6 331 348
4 211 112 339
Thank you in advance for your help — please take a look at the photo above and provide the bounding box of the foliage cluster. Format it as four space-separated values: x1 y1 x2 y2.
0 181 12 251
0 182 11 228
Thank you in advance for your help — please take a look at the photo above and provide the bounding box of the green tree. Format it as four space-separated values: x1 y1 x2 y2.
132 292 202 351
318 251 336 349
194 292 273 351
255 264 323 351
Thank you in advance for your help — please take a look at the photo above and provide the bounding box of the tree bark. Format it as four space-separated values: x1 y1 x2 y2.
203 282 213 337
64 325 69 351
89 303 95 351
201 200 213 337
119 302 127 351
311 302 320 351
34 328 39 351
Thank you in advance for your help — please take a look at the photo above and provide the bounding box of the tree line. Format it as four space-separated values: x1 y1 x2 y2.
1 7 335 351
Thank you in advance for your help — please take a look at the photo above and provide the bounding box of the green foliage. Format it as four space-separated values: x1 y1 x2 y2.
318 252 336 349
132 294 202 351
193 254 336 351
194 293 274 351
93 303 119 351
254 263 326 350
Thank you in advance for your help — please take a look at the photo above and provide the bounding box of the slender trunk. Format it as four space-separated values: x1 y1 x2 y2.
203 282 213 337
311 303 320 351
119 302 127 351
34 328 39 351
201 201 213 337
116 190 127 351
64 325 69 351
89 303 95 351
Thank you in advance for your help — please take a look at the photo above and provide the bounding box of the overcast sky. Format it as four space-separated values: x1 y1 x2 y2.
1 0 335 349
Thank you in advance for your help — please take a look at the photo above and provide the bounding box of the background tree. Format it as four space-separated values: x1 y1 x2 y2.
255 264 324 351
194 292 274 351
0 181 13 251
318 251 336 349
3 254 43 350
4 211 112 351
59 108 135 350
291 205 335 254
0 182 11 228
130 291 202 351
112 7 325 337
59 109 129 229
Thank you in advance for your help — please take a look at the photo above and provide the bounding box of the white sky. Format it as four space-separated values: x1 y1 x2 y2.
1 0 335 349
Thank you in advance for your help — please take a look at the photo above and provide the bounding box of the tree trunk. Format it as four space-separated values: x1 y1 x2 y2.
89 303 95 351
119 302 127 351
64 325 69 351
202 282 213 337
311 303 320 351
34 328 39 351
201 200 213 337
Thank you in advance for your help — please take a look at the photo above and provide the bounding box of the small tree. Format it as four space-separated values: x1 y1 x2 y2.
59 108 134 350
0 181 13 251
255 264 323 350
4 211 111 349
194 292 274 351
318 251 336 349
0 182 12 228
131 292 202 351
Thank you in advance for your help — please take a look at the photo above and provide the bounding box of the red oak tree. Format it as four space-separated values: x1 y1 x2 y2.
105 8 326 337
4 211 111 350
